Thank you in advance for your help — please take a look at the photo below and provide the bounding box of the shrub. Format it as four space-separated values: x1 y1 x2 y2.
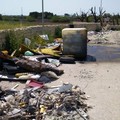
5 30 24 53
51 16 70 23
95 26 102 32
54 26 62 38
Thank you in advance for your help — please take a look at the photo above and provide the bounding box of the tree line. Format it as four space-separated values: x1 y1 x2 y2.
0 7 120 25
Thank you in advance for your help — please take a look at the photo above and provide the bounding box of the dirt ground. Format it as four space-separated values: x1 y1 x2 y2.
54 62 120 120
1 62 120 120
1 30 120 120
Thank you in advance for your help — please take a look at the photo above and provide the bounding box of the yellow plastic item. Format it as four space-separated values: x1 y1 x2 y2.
15 73 29 78
2 50 8 55
50 44 62 51
40 105 47 113
41 48 60 57
19 102 26 107
19 44 41 55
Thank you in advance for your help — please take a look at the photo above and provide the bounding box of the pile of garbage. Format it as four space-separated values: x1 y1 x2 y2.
0 83 89 120
88 30 113 44
0 40 90 119
0 41 77 83
0 43 66 81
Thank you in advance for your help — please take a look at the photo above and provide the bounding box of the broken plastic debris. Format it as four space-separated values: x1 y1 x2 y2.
24 38 31 46
0 83 89 120
47 58 60 67
38 76 51 83
39 34 49 40
47 83 73 94
7 108 21 116
26 80 44 88
58 83 73 92
24 51 34 56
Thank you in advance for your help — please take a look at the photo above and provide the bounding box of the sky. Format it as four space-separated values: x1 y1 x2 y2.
0 0 120 16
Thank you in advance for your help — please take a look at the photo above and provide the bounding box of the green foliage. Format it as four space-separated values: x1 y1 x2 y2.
87 15 94 22
29 11 40 19
44 12 54 19
29 11 54 19
26 16 36 22
12 16 20 21
2 15 21 21
5 31 24 53
0 14 2 20
51 15 70 23
95 26 102 32
4 30 54 52
0 21 41 30
30 33 54 48
54 26 62 38
29 34 47 48
0 21 22 30
64 13 70 17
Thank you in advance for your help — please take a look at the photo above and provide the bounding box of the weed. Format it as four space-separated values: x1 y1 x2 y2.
54 26 62 38
5 30 24 53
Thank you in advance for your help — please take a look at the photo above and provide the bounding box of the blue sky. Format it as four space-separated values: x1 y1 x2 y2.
0 0 120 15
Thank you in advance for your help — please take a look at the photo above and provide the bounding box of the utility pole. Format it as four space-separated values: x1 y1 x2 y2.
100 0 102 9
20 7 23 27
42 0 44 34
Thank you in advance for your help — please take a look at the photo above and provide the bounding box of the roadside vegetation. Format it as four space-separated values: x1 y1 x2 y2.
0 4 120 51
0 9 120 30
0 21 40 30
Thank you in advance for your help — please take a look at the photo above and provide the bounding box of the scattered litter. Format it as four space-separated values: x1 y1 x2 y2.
38 76 52 83
24 51 34 56
47 58 61 67
0 35 91 120
0 84 90 120
7 108 21 116
60 56 75 64
15 59 64 76
24 38 31 46
39 34 49 41
26 80 44 88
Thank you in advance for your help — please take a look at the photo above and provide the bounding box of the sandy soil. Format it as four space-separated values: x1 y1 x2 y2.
1 31 120 120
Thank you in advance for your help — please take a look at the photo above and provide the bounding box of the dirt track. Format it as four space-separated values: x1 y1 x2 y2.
47 62 120 120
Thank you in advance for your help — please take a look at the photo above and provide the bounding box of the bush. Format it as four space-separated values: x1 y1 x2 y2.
54 26 62 38
30 33 55 48
26 16 36 22
0 14 2 20
30 34 47 48
51 16 70 23
95 26 102 32
5 31 24 53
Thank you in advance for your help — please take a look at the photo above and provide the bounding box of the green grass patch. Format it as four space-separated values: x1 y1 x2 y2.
0 21 42 30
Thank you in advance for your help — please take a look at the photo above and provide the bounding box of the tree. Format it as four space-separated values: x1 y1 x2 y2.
29 11 54 20
44 12 54 19
115 13 120 25
80 11 89 22
64 13 70 17
112 14 116 25
90 7 98 22
0 14 2 20
99 0 106 27
29 12 40 19
51 15 70 23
